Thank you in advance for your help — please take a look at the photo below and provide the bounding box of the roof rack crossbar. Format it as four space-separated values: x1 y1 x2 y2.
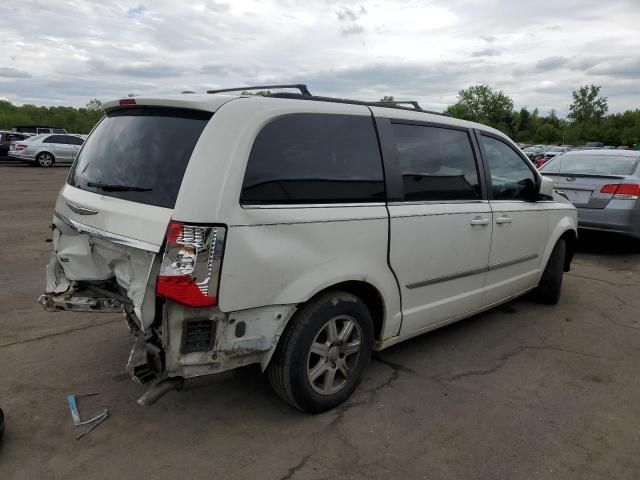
207 84 312 96
371 100 423 111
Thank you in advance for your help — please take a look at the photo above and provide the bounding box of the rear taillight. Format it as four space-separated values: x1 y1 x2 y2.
16 144 27 150
601 184 640 199
156 221 226 307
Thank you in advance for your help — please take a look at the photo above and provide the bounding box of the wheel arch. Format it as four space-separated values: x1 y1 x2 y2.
305 280 386 342
540 213 578 280
260 279 388 372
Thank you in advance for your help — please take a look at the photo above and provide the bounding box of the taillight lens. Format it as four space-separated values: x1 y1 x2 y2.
16 144 27 150
156 221 226 307
600 184 640 199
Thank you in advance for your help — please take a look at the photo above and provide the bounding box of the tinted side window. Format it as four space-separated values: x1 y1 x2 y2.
43 135 58 143
392 123 480 201
241 114 384 204
67 136 84 145
481 135 536 200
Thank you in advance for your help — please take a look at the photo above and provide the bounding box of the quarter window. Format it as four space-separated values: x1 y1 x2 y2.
481 135 536 201
392 123 481 201
241 114 385 205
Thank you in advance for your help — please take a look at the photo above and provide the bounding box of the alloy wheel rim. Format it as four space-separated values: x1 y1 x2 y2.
39 154 52 166
306 315 362 395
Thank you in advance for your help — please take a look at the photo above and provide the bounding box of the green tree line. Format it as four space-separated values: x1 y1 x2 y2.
444 84 640 147
0 99 104 134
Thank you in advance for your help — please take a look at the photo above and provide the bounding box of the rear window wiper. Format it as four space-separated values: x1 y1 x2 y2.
87 181 152 192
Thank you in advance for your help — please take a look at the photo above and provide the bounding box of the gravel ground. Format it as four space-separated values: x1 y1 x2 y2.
0 162 638 480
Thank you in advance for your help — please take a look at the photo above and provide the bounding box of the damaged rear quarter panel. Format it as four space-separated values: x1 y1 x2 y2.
46 215 159 328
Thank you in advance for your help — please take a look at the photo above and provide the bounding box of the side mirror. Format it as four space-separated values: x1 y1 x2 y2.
539 176 555 199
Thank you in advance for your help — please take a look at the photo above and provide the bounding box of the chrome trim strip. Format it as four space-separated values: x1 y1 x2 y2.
54 211 161 253
406 265 487 289
66 201 98 215
488 253 539 271
406 253 539 289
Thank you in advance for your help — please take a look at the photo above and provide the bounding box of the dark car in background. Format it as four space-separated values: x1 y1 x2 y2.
541 150 640 238
0 131 30 158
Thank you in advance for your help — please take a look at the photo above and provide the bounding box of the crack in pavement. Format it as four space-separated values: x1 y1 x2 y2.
439 344 603 381
0 318 122 348
567 272 638 287
279 453 314 480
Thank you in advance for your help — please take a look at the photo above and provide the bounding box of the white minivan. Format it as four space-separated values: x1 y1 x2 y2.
40 86 578 412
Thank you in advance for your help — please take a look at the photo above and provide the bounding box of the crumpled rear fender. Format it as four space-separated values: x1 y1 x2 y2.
42 216 159 329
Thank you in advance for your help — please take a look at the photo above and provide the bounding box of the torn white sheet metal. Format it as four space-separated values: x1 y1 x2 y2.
43 214 158 329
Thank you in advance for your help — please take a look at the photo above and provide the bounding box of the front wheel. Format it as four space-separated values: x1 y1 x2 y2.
267 291 374 413
534 239 566 305
36 152 54 167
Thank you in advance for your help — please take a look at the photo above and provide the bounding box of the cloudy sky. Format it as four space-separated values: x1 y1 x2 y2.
1 0 639 115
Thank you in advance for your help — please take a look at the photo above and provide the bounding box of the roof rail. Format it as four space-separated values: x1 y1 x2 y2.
205 86 447 116
268 92 447 117
207 84 312 96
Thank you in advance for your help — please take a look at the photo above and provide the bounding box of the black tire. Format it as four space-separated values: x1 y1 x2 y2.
267 291 374 413
535 239 566 305
36 152 54 167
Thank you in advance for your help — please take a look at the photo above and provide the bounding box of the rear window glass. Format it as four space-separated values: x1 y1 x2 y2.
68 107 212 208
241 114 384 204
541 154 639 176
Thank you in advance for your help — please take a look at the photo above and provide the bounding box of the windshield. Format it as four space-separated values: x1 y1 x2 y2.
541 154 639 176
68 107 212 208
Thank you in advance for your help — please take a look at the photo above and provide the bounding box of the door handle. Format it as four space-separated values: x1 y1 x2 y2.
496 216 512 224
470 217 490 226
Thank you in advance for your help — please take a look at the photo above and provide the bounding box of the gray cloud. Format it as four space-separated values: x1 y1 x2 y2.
88 59 187 78
341 24 365 36
335 5 367 22
588 57 640 78
471 48 501 57
0 67 31 79
536 56 569 71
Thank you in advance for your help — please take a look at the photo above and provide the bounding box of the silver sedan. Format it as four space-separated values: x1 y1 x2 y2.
9 133 85 167
540 149 640 238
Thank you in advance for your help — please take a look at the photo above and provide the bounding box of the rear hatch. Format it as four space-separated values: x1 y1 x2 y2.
42 98 225 327
541 153 640 208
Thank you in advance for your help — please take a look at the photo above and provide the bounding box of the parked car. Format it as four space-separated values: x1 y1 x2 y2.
534 146 571 169
13 125 68 135
584 141 604 149
541 150 640 238
0 130 29 157
38 87 577 413
522 145 544 160
9 133 84 167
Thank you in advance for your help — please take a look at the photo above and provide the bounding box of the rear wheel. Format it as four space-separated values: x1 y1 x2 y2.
267 291 374 413
535 239 566 305
36 152 54 167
